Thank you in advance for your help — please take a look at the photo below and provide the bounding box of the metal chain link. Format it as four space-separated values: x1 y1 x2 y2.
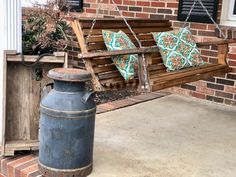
85 0 104 44
183 0 198 27
183 0 226 39
86 0 149 90
110 0 149 90
198 0 226 39
110 0 142 48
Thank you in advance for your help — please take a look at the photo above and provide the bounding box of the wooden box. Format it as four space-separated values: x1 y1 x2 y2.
1 51 68 156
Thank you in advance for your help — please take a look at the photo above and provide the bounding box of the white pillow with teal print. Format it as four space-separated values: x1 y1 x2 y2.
102 30 138 80
152 28 205 71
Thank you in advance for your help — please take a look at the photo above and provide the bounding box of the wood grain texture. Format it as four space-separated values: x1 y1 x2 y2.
2 52 65 156
151 66 231 91
71 20 103 91
71 19 234 92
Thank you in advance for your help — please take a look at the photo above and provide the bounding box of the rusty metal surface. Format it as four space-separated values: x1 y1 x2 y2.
39 68 96 177
38 161 93 177
48 68 92 82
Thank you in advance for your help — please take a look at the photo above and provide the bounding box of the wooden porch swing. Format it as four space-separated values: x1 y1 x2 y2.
70 0 235 92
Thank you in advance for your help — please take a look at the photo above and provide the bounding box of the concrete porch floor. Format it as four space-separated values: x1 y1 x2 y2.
90 94 236 177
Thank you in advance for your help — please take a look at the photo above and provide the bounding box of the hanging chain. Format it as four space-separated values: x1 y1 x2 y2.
110 0 142 47
183 0 227 39
183 0 229 64
85 0 153 91
183 0 198 27
110 0 149 91
197 0 226 39
85 0 104 44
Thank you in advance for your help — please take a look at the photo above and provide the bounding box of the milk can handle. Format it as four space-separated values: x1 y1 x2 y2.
82 91 95 103
42 83 54 99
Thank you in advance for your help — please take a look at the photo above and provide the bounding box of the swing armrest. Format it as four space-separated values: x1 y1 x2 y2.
196 39 235 65
196 39 236 47
77 47 159 60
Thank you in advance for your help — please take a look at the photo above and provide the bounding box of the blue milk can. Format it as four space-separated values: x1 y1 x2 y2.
38 68 96 177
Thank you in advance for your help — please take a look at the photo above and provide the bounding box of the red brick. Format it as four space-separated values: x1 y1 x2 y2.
110 11 120 16
229 46 236 54
157 8 172 14
98 103 117 110
109 99 136 108
122 11 135 17
207 24 216 31
166 2 178 8
196 87 214 95
172 20 183 26
168 87 191 96
20 163 38 177
227 73 236 80
151 1 165 7
136 12 149 18
215 91 233 99
28 171 42 177
137 1 150 6
229 60 236 67
201 50 218 57
165 15 177 20
209 57 218 64
206 95 224 103
191 92 206 99
123 0 135 5
129 6 142 12
150 14 164 20
191 81 207 87
1 157 19 175
14 159 38 177
96 107 107 114
190 29 197 35
117 5 128 11
181 84 196 91
198 30 216 36
225 99 236 106
85 8 96 13
111 0 122 4
84 0 96 3
102 0 109 3
143 7 156 13
7 155 36 177
225 86 236 93
190 23 207 30
228 53 236 60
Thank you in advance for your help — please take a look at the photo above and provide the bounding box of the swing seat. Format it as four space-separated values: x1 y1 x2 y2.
71 18 233 92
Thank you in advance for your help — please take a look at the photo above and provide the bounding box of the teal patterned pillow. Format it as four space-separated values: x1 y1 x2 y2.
102 30 138 80
152 28 205 71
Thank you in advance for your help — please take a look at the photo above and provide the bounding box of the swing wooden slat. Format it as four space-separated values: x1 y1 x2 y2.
70 18 234 92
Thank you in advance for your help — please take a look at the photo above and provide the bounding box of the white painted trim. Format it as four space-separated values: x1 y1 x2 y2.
221 0 236 27
0 0 22 143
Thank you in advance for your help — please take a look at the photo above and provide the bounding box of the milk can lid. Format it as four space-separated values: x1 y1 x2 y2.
48 68 92 82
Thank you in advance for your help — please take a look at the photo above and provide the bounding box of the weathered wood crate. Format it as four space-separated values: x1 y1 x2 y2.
1 51 68 156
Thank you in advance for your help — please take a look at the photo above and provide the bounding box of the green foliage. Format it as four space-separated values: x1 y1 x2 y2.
22 1 70 55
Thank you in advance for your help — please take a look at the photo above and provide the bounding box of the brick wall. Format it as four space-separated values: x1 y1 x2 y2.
70 0 236 106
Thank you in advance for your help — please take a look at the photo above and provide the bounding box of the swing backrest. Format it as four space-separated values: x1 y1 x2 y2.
72 18 172 91
71 18 233 92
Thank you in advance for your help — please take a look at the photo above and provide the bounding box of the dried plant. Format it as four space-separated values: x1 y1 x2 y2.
22 0 70 55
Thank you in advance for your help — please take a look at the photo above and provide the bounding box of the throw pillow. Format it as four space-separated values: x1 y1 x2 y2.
152 28 205 71
102 30 138 80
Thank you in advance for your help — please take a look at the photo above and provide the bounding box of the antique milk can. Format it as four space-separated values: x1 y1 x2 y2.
39 68 96 177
